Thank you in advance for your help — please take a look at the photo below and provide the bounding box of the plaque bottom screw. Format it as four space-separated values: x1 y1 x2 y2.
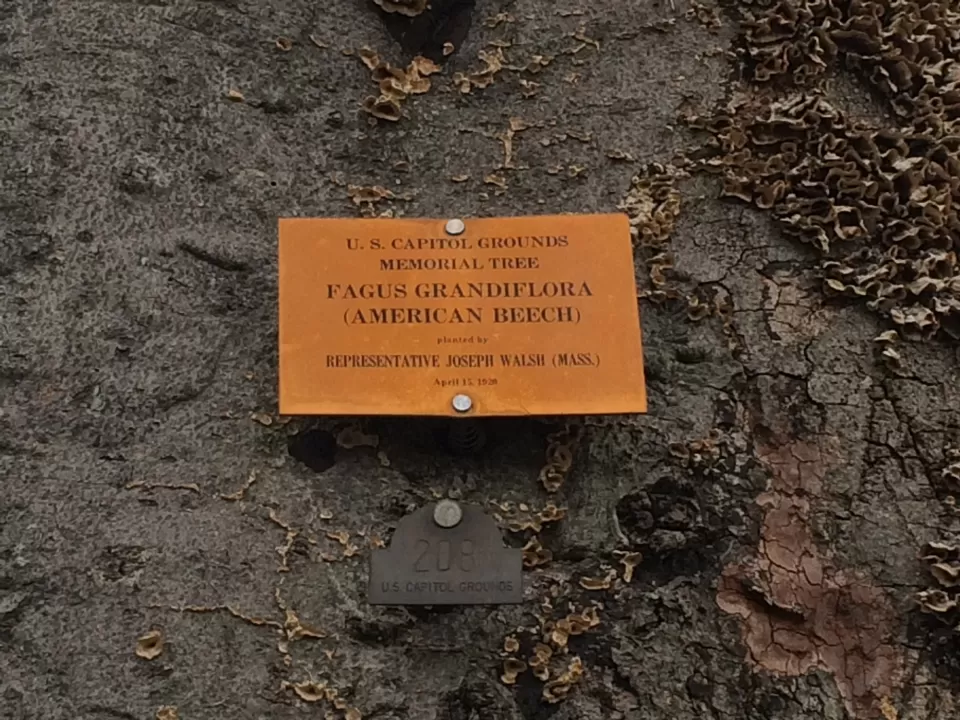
452 394 473 413
434 499 463 528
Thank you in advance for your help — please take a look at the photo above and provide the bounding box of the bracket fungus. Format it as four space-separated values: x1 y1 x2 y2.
690 0 960 340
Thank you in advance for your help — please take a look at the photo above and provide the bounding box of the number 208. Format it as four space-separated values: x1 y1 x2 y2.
413 539 476 572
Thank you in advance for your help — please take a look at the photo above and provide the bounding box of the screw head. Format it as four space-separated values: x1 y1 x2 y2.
445 218 466 236
434 499 463 528
451 394 473 413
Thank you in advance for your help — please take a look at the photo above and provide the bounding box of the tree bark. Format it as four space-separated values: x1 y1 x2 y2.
1 1 958 719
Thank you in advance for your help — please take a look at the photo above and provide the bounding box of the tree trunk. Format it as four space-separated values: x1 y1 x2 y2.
2 1 958 719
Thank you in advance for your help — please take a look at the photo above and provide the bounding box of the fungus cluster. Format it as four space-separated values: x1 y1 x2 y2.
495 501 566 534
358 48 440 121
919 539 960 617
691 0 960 339
669 428 736 477
499 606 596 701
619 163 683 250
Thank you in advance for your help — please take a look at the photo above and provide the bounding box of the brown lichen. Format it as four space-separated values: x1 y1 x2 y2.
220 470 257 501
335 424 379 449
359 48 440 122
619 163 697 306
578 569 617 591
542 656 584 703
373 0 427 17
288 679 327 702
485 11 515 28
501 657 527 685
498 501 566 533
918 536 960 624
616 551 643 583
522 536 553 568
268 509 299 573
539 503 565 523
361 96 402 122
483 173 507 191
568 606 600 634
685 1 722 31
498 117 529 169
326 529 351 546
918 588 957 614
284 609 326 641
516 54 553 74
539 424 582 492
519 79 541 98
547 606 600 650
606 149 635 162
250 411 273 426
528 642 553 681
125 480 200 494
453 47 506 93
282 678 357 717
136 630 164 660
619 163 684 249
164 603 283 630
669 428 736 477
942 448 960 495
347 184 395 206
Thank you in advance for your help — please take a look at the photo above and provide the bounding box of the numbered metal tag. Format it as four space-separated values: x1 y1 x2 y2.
369 501 523 605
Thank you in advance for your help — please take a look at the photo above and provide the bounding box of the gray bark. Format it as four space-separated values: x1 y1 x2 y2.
2 1 958 719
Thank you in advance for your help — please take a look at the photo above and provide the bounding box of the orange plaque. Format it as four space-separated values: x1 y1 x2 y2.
278 214 646 416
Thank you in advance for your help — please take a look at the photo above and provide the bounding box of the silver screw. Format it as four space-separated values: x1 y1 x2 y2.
451 394 473 413
445 218 465 235
434 499 463 528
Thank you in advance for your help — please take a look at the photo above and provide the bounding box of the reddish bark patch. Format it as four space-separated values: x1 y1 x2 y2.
717 440 900 718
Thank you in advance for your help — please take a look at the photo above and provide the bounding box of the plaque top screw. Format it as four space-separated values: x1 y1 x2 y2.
451 393 473 413
445 218 466 236
434 499 463 528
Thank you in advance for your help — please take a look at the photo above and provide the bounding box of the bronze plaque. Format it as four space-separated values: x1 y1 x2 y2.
369 503 523 605
278 214 646 416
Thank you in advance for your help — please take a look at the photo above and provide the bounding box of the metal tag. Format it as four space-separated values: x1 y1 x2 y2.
369 502 523 605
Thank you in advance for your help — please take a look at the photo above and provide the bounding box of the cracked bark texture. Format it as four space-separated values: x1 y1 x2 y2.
2 1 959 719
